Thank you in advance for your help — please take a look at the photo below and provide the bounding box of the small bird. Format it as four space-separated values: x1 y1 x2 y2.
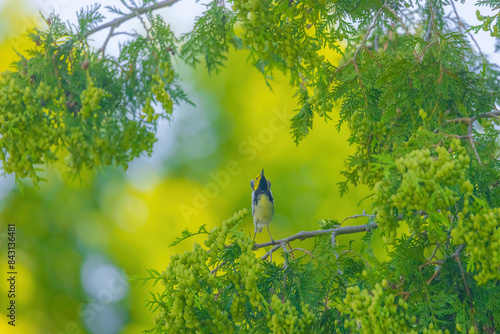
251 169 274 242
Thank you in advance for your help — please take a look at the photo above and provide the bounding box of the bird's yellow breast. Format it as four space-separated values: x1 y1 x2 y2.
254 194 274 226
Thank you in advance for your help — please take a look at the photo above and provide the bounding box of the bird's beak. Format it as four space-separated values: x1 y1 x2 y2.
261 169 265 176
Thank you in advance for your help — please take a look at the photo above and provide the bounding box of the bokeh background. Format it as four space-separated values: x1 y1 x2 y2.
0 0 498 333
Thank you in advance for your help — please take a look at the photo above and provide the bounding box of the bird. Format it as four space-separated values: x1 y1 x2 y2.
251 169 274 242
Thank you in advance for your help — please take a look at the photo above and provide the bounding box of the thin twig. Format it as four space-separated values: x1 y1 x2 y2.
288 247 314 257
433 132 472 140
451 244 465 260
466 30 484 57
362 46 381 66
383 4 410 34
100 25 115 55
211 261 226 276
428 243 441 261
450 0 462 34
353 0 387 63
419 257 444 285
281 244 289 303
341 210 375 224
253 222 378 250
426 267 442 285
214 288 224 301
336 0 386 72
341 250 371 268
450 0 484 56
419 260 444 270
335 59 353 73
261 245 280 261
447 110 500 165
424 2 435 42
467 122 482 165
85 0 180 37
110 31 137 37
417 41 436 62
452 244 478 333
447 110 500 123
134 9 152 39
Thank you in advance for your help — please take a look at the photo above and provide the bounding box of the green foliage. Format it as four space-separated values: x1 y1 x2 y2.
144 210 499 333
139 0 498 332
3 0 500 333
452 207 500 284
373 139 472 244
0 2 189 185
181 1 241 74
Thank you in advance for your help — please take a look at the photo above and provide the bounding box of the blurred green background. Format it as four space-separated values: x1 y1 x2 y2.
0 0 373 333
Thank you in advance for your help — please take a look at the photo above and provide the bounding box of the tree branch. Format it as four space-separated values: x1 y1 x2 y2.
288 247 314 257
85 0 180 37
383 4 410 35
261 245 280 261
449 0 484 57
336 0 386 72
341 210 375 224
254 222 378 250
449 0 462 34
211 261 226 276
447 110 500 124
452 244 478 333
446 110 500 165
467 121 482 165
100 25 115 55
424 2 435 42
353 0 387 63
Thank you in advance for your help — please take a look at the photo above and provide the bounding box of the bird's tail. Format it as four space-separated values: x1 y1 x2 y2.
254 225 263 233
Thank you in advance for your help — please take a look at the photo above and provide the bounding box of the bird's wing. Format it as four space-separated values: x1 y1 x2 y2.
251 191 255 216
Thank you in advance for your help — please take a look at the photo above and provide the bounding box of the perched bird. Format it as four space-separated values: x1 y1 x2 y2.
251 169 274 242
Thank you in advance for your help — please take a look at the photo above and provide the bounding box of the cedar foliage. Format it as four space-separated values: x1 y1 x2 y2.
1 0 500 333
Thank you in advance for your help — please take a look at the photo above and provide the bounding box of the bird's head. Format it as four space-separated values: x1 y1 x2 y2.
251 169 271 191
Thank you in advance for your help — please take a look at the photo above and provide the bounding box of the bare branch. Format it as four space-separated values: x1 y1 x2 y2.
383 4 410 35
254 222 378 250
335 59 353 73
100 25 115 55
451 244 465 260
424 2 435 42
466 31 484 57
446 109 500 165
452 244 478 332
341 210 375 224
417 41 436 62
288 247 314 257
336 0 386 72
261 245 280 261
450 0 462 34
419 260 444 270
428 243 441 261
211 261 226 276
426 265 443 285
449 0 484 57
447 110 500 124
353 0 387 63
467 122 482 165
85 0 180 37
